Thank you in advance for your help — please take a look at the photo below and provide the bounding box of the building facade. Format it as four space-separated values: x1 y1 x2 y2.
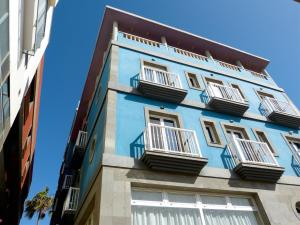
51 6 300 225
0 0 58 224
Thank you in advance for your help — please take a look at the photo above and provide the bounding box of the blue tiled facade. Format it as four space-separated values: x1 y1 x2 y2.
76 32 300 200
51 7 300 225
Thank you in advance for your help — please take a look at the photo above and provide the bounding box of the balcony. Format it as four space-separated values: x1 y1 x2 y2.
118 32 271 83
229 137 284 182
261 97 300 128
62 175 73 190
141 123 208 174
61 187 80 224
138 66 187 103
70 131 88 169
206 83 249 115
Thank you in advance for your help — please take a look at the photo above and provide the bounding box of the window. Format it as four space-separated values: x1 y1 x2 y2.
89 135 97 163
285 135 300 164
0 78 10 133
35 0 48 49
296 202 300 214
0 0 10 82
200 119 223 148
131 189 263 225
186 72 201 89
253 129 277 155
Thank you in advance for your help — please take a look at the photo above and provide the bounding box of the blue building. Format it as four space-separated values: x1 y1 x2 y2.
51 6 300 225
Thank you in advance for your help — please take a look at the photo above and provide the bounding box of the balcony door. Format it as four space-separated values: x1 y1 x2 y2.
206 78 224 98
226 128 246 140
143 62 171 86
149 116 182 153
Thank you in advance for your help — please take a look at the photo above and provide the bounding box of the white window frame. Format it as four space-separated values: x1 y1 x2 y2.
131 188 264 225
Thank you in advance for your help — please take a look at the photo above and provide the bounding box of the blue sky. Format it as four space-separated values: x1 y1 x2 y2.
20 0 300 224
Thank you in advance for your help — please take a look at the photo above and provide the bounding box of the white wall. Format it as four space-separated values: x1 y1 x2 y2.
8 0 56 126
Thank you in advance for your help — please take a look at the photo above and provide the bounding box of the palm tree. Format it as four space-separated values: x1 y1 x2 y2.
24 187 53 225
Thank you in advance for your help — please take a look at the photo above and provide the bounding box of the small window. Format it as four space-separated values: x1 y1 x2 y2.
231 84 246 100
296 202 300 214
89 135 97 163
285 135 300 164
201 120 223 148
186 72 201 89
254 130 277 155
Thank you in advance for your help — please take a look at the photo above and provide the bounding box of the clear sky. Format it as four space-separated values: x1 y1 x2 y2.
20 0 300 224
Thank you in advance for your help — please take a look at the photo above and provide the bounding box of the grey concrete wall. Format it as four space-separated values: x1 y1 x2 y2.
75 156 300 225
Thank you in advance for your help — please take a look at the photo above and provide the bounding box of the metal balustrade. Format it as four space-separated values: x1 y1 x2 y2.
75 130 88 150
62 175 73 189
229 137 279 166
261 97 299 117
215 60 242 72
170 46 209 62
206 83 246 103
62 187 80 212
141 66 183 89
144 123 202 157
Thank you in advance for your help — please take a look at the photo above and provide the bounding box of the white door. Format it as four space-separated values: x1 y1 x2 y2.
208 81 223 98
149 116 182 153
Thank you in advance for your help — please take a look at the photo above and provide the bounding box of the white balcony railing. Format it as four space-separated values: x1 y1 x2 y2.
229 137 279 166
261 97 299 117
62 187 80 213
122 32 161 47
246 70 268 80
141 66 183 89
62 175 73 189
170 46 209 63
215 60 242 72
206 83 246 104
75 130 88 149
144 123 202 157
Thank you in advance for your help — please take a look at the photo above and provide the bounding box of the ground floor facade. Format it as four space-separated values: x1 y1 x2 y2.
73 153 300 225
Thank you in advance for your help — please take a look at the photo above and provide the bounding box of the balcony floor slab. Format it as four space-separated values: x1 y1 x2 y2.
141 150 208 175
268 111 300 128
138 80 187 103
234 162 285 183
208 97 249 116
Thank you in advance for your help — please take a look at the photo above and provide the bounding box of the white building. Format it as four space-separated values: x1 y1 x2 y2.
0 0 58 224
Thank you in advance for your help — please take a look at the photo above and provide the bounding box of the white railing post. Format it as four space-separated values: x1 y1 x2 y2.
193 131 202 157
147 124 153 150
232 137 246 162
112 21 118 41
